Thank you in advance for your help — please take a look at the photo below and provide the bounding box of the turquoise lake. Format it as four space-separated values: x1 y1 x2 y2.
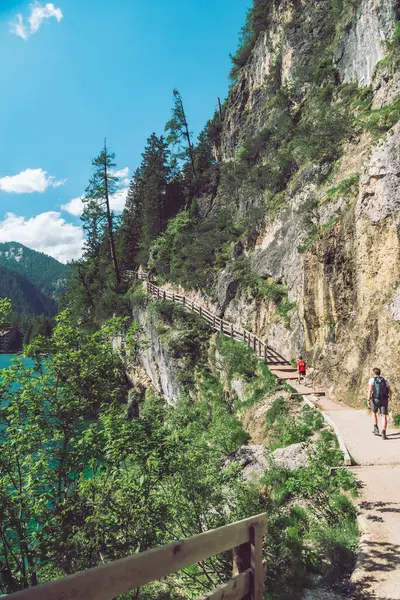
0 354 17 370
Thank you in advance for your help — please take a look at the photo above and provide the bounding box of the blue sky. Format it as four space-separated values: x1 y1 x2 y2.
0 0 250 262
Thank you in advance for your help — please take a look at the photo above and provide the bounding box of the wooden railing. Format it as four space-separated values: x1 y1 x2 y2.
140 274 288 366
9 513 268 600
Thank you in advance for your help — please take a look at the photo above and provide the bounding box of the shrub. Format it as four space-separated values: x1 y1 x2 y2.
393 413 400 427
357 96 400 135
149 209 241 291
216 334 258 380
229 1 272 85
266 401 325 450
126 281 148 308
326 175 360 200
241 361 279 408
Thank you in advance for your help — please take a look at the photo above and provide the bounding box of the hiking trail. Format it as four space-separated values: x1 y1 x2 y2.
138 273 400 599
270 367 400 600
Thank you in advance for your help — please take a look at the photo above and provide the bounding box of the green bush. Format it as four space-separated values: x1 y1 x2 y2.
326 175 360 199
149 209 242 291
393 413 400 427
126 281 148 308
357 96 400 135
262 434 358 599
229 1 272 85
266 401 325 450
241 361 279 408
216 334 258 381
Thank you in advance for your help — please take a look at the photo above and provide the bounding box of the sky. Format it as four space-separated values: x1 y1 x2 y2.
0 0 251 263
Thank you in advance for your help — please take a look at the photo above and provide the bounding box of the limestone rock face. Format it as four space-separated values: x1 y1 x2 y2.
132 306 183 404
335 0 396 86
357 124 400 222
210 0 400 411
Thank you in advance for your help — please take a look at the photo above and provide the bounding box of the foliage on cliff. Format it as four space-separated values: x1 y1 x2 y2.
0 298 358 598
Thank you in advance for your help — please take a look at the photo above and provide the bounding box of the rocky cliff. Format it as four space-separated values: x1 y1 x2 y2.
203 0 400 410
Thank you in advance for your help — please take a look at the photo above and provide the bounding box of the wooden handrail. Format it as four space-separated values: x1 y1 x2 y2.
138 274 288 367
9 513 267 600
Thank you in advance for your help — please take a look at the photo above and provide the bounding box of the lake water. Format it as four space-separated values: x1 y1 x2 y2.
0 354 18 370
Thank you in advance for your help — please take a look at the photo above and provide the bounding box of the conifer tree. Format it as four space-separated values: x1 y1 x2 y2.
118 169 144 270
165 89 196 178
119 133 183 266
81 141 121 285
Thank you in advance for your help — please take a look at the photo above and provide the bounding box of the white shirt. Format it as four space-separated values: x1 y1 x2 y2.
368 376 390 388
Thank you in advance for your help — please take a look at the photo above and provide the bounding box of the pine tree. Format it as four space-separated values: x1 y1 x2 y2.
118 169 144 270
139 134 170 257
119 134 183 266
165 89 195 178
82 141 121 285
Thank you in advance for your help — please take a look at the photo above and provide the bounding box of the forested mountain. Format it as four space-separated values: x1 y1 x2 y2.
0 242 70 299
0 264 57 316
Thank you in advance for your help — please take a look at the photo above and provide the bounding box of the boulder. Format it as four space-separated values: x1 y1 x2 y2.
272 442 310 471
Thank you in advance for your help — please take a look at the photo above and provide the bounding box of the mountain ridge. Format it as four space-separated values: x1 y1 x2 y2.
0 264 57 316
0 241 70 299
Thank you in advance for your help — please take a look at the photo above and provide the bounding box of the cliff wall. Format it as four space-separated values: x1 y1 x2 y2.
208 0 400 409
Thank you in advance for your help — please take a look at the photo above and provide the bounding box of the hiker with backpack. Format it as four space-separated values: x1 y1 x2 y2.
368 367 391 440
297 356 307 386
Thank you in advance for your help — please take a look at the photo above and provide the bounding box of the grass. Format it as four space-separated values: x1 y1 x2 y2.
266 399 325 451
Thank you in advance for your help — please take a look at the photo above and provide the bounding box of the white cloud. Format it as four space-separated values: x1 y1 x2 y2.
62 187 129 217
113 167 129 180
11 14 29 40
61 196 84 217
10 2 63 40
110 187 129 212
0 168 66 194
0 212 83 263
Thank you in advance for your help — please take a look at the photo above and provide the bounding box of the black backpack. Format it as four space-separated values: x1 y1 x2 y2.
372 376 389 404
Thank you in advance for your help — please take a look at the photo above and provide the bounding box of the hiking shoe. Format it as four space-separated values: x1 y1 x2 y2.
382 430 387 440
373 425 379 435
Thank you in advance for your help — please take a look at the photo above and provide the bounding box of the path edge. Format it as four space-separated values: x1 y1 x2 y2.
303 396 353 466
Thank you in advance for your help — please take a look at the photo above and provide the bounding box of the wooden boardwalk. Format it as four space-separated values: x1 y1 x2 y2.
141 275 289 367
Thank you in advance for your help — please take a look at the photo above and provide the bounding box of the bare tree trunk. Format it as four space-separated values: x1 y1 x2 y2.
103 140 121 286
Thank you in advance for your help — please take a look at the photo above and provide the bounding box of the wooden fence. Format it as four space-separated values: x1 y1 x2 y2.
141 275 288 367
8 513 268 600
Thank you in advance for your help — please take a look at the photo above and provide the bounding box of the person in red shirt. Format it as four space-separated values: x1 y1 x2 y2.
297 356 307 386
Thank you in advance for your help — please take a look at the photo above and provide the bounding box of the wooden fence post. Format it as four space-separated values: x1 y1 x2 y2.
163 291 166 301
157 287 160 299
172 293 175 302
220 319 223 333
232 541 251 600
199 307 202 318
264 345 267 362
253 337 257 352
183 297 185 308
250 523 265 600
231 324 234 339
213 316 216 329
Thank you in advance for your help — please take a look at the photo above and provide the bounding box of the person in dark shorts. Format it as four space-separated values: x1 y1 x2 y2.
368 367 391 440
